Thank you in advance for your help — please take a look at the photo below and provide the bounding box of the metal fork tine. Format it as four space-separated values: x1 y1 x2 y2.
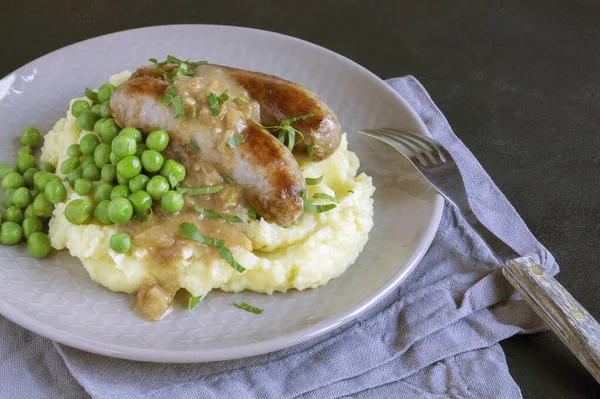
371 128 439 165
381 128 446 164
378 129 441 165
360 129 430 166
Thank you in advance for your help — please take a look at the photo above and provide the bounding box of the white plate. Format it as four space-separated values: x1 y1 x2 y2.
0 25 443 362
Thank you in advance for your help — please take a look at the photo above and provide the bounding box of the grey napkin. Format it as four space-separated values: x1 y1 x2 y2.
0 76 559 399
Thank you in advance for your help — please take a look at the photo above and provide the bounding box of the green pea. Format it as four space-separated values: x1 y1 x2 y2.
84 88 98 103
66 169 82 186
91 103 103 116
129 174 149 192
22 216 43 238
45 180 66 204
32 193 54 218
39 161 55 173
60 157 80 174
2 188 15 208
5 206 24 224
101 164 116 183
18 145 31 156
140 150 164 173
93 183 113 203
117 156 142 179
93 200 112 225
0 163 16 178
80 155 95 170
12 187 32 208
146 175 170 201
33 171 57 192
75 110 99 132
109 233 131 253
20 127 41 148
135 143 147 158
160 190 184 213
80 134 100 155
119 127 142 144
93 117 109 133
2 172 24 190
94 143 111 168
74 178 93 195
97 83 116 104
146 130 169 152
82 164 101 181
97 119 120 144
107 197 133 224
71 100 90 118
67 144 83 157
23 167 39 188
111 184 131 200
27 232 52 258
111 135 136 159
64 199 94 225
24 203 35 218
159 160 185 188
110 152 119 166
97 102 112 118
128 190 152 213
116 173 129 185
0 222 22 245
17 154 36 174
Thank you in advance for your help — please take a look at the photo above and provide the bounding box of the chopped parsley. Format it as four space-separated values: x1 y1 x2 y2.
253 112 315 151
161 86 178 105
227 135 245 148
149 55 208 82
160 86 186 119
313 193 338 204
84 88 98 103
177 186 224 195
228 184 251 203
179 223 246 273
234 301 263 314
189 138 201 153
307 143 315 158
301 190 337 213
205 90 229 116
195 206 243 223
305 175 323 185
233 97 250 104
221 175 236 184
171 95 185 118
248 208 257 221
188 295 205 309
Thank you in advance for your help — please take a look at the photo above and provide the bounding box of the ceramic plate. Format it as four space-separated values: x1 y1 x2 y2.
0 25 443 362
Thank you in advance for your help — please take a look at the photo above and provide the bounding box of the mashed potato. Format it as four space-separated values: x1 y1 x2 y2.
43 71 375 302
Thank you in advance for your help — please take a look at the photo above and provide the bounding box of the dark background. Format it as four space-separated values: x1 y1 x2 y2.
2 0 599 397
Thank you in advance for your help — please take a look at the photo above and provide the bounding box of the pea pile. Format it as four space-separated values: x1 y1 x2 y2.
0 127 53 257
0 83 187 257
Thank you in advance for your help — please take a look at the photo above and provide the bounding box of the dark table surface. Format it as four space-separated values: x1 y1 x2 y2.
1 0 599 397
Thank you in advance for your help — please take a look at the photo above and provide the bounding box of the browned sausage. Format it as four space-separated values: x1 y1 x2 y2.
131 64 342 161
110 74 305 226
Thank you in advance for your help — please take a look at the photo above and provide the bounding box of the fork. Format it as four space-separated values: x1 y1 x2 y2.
357 127 600 383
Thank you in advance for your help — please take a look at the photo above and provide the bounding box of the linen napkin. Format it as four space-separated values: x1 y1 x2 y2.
0 76 559 399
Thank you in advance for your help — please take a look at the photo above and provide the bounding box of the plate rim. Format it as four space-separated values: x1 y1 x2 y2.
0 24 444 363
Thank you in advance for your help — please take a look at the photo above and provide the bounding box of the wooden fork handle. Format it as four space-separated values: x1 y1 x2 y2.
502 257 600 384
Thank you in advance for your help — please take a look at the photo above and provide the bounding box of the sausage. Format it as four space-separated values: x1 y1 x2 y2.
110 74 306 226
131 64 342 161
